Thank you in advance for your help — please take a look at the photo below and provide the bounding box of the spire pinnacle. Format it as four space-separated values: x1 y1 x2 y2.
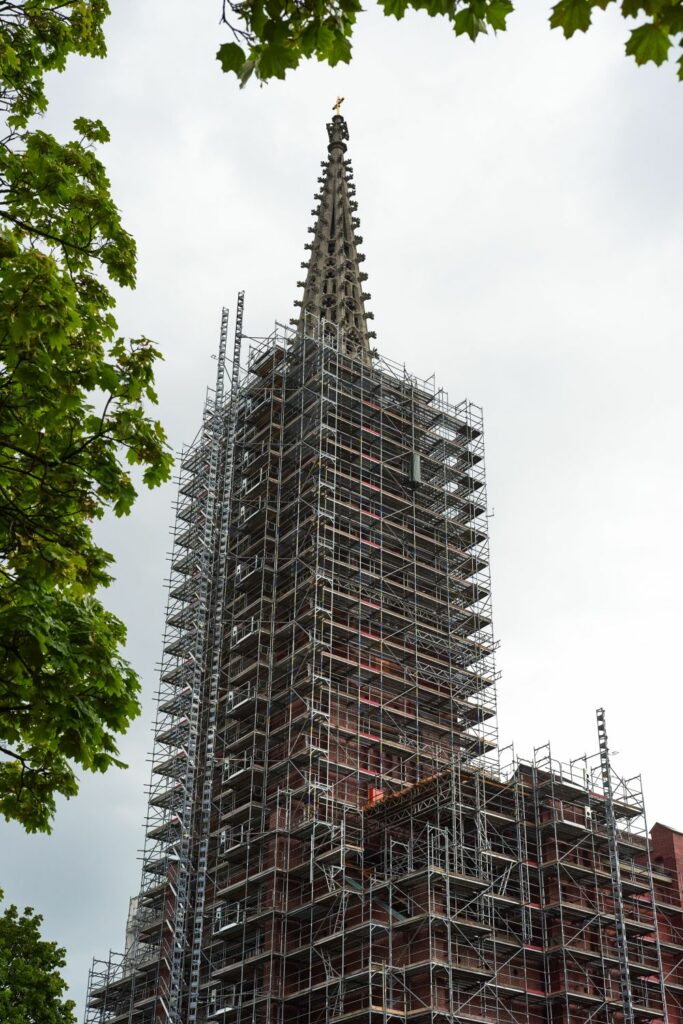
293 110 375 361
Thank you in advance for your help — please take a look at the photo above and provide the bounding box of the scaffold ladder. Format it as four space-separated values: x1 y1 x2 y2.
166 442 213 1024
187 296 244 1024
230 290 244 389
161 421 220 1024
333 891 350 935
318 947 339 982
514 778 533 943
596 707 634 1024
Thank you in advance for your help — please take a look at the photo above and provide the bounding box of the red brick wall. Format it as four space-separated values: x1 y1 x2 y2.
651 823 683 1024
651 823 683 895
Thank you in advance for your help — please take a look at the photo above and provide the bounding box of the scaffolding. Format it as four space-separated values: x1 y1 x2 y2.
86 299 243 1024
85 305 496 1023
359 736 678 1024
86 301 683 1024
201 309 498 1024
85 307 683 1024
85 106 683 1024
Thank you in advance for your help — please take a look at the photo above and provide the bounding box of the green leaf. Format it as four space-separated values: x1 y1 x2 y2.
454 7 488 39
486 0 514 31
256 43 298 79
625 21 672 65
73 117 110 143
328 31 353 64
216 41 246 74
379 0 410 20
549 0 593 36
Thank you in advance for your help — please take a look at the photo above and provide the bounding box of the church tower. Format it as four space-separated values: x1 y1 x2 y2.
85 109 496 1024
86 110 682 1024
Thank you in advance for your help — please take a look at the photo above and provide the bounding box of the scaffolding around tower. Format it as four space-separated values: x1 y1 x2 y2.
202 311 499 1024
85 311 683 1024
84 108 683 1024
85 303 497 1022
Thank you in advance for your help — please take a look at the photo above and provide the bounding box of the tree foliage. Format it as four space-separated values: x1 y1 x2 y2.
0 889 76 1024
216 0 683 84
0 2 172 833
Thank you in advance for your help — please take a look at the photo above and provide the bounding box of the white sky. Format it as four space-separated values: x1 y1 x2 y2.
1 0 682 1017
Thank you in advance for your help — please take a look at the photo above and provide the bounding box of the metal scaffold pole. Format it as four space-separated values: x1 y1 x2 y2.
596 707 635 1024
187 296 244 1024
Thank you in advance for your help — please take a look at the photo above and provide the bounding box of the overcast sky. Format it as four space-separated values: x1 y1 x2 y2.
1 0 682 1017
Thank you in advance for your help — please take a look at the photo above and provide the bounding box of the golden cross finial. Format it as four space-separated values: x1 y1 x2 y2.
333 96 345 115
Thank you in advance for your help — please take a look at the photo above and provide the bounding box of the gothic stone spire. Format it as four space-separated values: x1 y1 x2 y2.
293 112 375 361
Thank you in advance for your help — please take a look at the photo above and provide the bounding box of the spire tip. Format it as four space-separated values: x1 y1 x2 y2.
294 106 375 362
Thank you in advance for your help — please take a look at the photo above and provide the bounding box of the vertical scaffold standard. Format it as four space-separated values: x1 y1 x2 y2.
597 707 635 1024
